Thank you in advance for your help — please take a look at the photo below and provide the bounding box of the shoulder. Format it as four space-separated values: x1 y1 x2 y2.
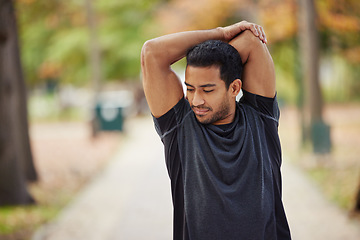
153 97 192 138
238 90 279 123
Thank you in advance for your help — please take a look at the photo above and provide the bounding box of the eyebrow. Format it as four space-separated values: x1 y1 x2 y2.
185 82 216 88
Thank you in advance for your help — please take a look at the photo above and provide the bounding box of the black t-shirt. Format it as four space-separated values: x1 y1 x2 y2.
153 90 291 240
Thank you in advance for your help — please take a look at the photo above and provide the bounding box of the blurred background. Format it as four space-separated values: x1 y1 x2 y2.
0 0 359 239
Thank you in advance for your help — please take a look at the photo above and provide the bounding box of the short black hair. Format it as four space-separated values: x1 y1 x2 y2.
186 40 243 89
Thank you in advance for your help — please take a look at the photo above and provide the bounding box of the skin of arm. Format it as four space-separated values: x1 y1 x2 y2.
229 30 276 98
140 21 267 118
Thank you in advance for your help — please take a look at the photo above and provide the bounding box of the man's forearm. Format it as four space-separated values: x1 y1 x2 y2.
141 21 266 69
142 28 225 67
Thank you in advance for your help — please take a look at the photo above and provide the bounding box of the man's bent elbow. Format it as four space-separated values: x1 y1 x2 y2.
141 39 162 58
141 40 153 68
141 39 164 71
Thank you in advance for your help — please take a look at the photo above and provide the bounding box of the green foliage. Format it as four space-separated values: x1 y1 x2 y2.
47 28 89 84
16 0 162 87
16 0 360 102
270 40 299 105
95 0 161 81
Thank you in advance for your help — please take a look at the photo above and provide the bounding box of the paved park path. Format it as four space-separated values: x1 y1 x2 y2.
32 116 360 240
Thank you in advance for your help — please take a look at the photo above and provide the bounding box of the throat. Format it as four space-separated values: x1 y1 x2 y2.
212 110 236 125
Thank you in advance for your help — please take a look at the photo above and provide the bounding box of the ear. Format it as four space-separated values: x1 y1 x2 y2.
229 79 242 97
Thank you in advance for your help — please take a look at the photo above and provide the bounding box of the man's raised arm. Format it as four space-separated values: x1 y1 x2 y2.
140 21 266 118
141 29 223 118
229 29 275 98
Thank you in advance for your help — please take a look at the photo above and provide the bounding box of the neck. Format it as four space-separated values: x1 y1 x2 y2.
212 103 236 125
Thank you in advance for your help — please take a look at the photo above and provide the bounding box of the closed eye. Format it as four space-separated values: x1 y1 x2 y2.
187 88 194 92
204 89 214 93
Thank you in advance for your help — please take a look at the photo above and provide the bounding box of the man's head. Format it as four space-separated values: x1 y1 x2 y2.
185 40 243 125
186 40 243 89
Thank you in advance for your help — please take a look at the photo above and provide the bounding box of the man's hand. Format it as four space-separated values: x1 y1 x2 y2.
220 21 267 44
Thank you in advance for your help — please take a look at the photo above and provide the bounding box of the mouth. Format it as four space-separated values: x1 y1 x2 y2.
192 107 210 116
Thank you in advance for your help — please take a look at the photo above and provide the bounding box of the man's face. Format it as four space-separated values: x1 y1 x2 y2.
185 65 236 125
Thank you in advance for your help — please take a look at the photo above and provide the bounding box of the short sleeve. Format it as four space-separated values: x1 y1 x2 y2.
239 90 280 122
153 97 190 139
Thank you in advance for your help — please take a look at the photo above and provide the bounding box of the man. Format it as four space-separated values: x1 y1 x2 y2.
141 21 291 240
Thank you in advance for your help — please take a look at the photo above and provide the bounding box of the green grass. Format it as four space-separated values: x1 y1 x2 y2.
0 205 58 234
307 165 359 210
0 185 75 239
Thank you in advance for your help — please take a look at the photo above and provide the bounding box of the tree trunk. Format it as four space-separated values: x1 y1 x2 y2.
85 0 102 136
298 0 331 154
298 0 323 125
0 0 36 206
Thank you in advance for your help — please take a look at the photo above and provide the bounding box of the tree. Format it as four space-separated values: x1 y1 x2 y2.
297 0 331 153
0 0 36 206
15 0 163 87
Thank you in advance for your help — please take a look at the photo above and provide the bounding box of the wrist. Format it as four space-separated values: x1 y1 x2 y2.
215 27 226 41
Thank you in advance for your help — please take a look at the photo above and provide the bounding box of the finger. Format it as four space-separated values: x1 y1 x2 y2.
258 26 267 43
256 25 264 40
254 25 266 44
250 24 259 36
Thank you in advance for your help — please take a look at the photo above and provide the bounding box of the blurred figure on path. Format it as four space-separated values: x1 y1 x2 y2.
141 21 291 239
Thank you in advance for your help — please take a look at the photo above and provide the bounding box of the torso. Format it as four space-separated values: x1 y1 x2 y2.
154 91 291 240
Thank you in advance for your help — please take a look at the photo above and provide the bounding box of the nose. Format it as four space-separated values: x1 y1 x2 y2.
192 91 205 106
